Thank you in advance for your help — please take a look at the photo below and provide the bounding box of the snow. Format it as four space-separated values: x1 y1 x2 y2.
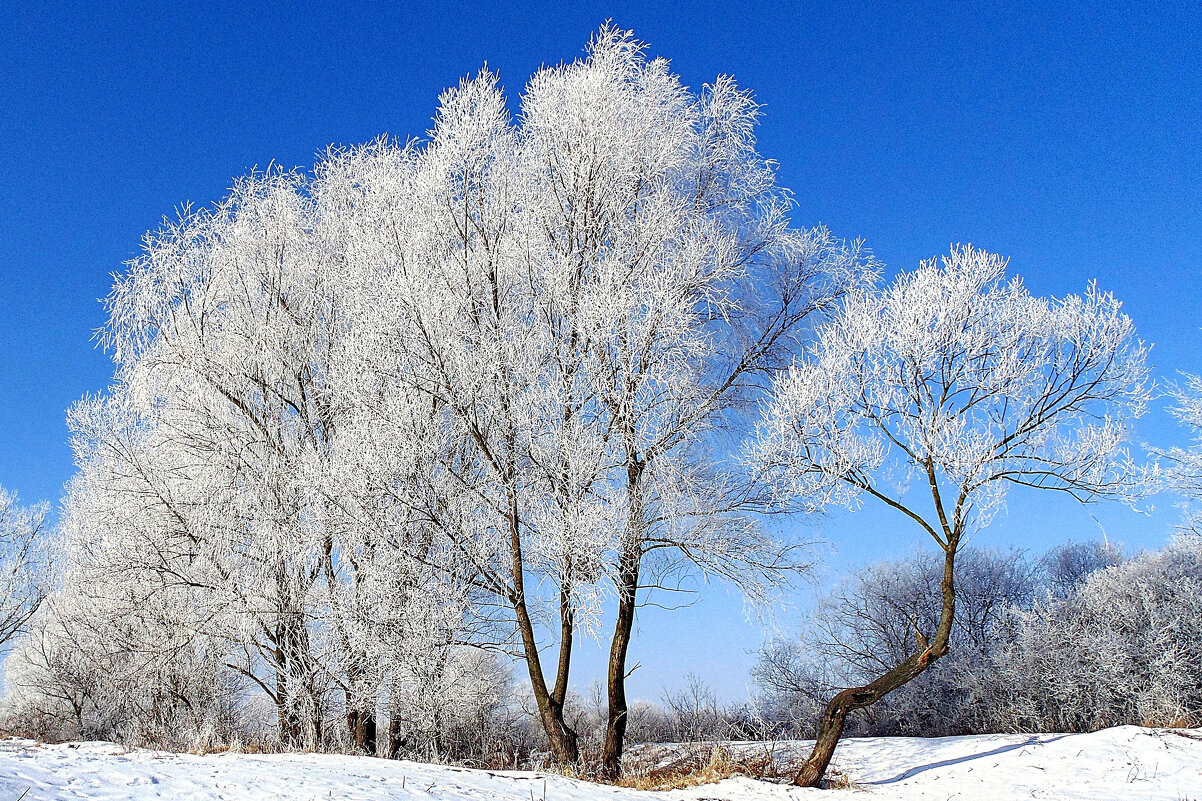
1 726 1200 800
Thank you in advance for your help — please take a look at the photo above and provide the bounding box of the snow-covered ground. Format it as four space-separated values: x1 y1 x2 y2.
1 726 1199 800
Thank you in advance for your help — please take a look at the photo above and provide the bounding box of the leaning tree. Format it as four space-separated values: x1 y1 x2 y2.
751 244 1151 786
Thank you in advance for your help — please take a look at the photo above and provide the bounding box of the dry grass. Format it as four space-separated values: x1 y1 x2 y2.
821 767 863 790
616 743 787 791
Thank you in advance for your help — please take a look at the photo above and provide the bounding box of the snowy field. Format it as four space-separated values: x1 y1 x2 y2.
1 726 1200 800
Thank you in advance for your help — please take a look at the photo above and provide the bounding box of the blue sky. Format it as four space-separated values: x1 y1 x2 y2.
1 1 1200 699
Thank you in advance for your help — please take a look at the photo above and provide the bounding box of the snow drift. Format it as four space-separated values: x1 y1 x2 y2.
2 725 1200 800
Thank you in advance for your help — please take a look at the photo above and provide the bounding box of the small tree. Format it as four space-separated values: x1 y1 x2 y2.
754 547 1037 738
751 245 1150 786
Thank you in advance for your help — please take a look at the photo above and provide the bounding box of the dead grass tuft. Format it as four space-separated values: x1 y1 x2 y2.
617 743 786 791
821 767 863 790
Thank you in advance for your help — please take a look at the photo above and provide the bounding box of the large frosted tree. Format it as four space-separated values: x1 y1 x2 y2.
752 245 1150 786
515 29 872 777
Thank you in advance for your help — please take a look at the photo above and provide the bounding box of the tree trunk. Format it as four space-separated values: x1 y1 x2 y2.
600 544 639 780
274 644 303 747
273 614 321 750
794 540 958 787
508 495 579 765
387 715 402 759
347 706 377 755
514 595 579 763
344 661 377 754
600 458 645 781
276 683 304 746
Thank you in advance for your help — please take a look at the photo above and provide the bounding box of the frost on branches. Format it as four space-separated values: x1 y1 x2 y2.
0 488 49 649
1162 373 1202 532
751 244 1150 786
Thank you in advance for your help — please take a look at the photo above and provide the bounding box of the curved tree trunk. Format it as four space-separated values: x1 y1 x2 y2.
794 541 959 787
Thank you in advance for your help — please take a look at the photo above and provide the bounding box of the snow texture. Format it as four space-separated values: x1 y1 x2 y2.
2 726 1200 800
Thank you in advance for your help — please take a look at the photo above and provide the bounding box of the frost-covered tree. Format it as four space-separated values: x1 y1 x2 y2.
511 27 872 777
0 487 49 648
27 25 869 765
74 171 338 748
64 167 472 754
751 245 1150 786
312 73 602 762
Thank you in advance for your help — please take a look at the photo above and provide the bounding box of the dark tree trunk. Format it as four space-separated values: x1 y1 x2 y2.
387 710 402 759
794 540 959 787
600 458 645 781
600 544 639 780
344 661 377 754
514 595 579 764
347 707 377 754
508 495 579 765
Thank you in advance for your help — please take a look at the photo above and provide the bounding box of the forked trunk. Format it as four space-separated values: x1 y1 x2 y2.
508 496 580 765
514 596 579 764
794 541 958 787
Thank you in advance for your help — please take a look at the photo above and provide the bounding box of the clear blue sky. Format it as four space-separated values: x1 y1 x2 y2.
1 1 1200 700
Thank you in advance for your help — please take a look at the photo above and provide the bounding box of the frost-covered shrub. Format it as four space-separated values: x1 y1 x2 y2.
1 611 94 740
384 646 520 765
992 535 1202 731
0 588 249 751
1038 540 1126 597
